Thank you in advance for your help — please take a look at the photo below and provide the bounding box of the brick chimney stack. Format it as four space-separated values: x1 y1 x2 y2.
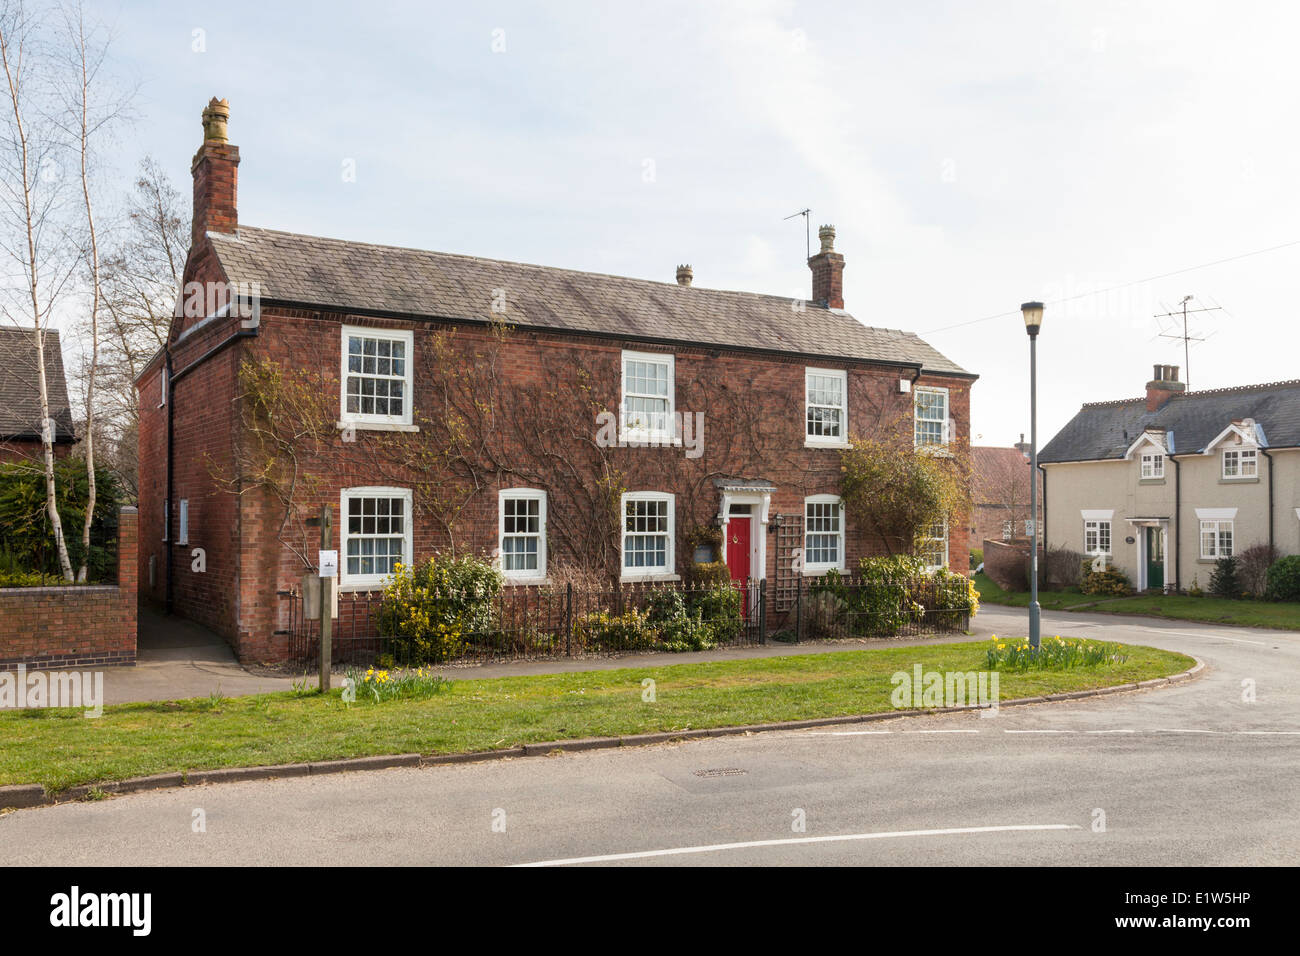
1145 363 1186 411
191 97 239 245
808 224 845 309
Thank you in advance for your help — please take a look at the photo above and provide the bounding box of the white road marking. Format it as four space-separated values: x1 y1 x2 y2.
910 729 981 734
1005 729 1075 734
1156 728 1228 734
1133 626 1271 647
1086 729 1136 734
513 824 1083 867
1235 730 1300 735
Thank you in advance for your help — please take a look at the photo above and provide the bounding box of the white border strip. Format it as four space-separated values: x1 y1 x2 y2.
512 824 1082 867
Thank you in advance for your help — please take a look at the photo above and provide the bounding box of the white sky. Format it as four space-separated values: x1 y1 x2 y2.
103 0 1300 447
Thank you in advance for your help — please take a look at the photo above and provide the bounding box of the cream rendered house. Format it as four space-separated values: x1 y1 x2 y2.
1039 366 1300 592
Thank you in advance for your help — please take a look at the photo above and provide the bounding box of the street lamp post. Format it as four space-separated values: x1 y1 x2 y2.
1021 301 1044 651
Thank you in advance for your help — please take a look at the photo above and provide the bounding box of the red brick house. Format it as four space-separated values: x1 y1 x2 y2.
0 327 76 465
968 442 1042 553
136 99 976 663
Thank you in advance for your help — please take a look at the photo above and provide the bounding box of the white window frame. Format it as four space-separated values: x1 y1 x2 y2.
803 494 846 574
804 367 848 446
178 499 189 546
920 518 948 571
1140 452 1164 479
1084 518 1112 556
913 386 950 449
339 486 413 590
498 488 547 583
1221 449 1257 479
620 350 676 443
339 325 415 429
620 491 676 580
1199 519 1234 560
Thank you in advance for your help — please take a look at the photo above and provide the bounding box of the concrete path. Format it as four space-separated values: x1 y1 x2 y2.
5 605 1296 866
113 609 299 705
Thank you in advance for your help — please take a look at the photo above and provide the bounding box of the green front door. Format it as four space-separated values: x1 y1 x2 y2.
1146 527 1164 590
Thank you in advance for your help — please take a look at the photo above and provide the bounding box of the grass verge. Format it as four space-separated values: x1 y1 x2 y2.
975 572 1300 630
0 640 1193 792
973 573 1098 610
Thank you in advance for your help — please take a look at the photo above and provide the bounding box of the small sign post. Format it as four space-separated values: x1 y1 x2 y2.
318 505 333 693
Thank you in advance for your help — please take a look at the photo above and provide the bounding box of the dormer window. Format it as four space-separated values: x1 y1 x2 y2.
1140 451 1164 479
1222 449 1257 479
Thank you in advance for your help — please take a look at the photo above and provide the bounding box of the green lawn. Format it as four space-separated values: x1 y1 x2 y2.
973 573 1097 610
974 572 1300 630
0 641 1192 792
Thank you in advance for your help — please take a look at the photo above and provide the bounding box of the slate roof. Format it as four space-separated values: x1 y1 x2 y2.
1040 380 1300 463
0 327 75 442
206 227 972 376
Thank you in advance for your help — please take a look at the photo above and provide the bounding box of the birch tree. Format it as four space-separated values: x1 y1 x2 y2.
54 0 127 580
0 0 75 580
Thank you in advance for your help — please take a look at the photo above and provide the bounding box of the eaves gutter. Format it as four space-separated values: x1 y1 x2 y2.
255 296 979 380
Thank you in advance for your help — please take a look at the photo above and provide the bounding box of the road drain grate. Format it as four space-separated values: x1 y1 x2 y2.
693 768 747 778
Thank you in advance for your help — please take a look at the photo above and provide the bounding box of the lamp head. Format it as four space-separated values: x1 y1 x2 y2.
1021 301 1044 335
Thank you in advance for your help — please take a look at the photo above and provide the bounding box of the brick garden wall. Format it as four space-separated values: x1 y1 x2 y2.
0 506 138 670
983 538 1031 592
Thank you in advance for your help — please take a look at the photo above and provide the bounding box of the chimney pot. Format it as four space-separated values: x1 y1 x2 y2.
675 264 693 287
191 97 239 245
808 223 845 309
201 97 230 143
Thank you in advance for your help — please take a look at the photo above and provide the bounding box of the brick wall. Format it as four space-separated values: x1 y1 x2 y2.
0 506 138 670
982 538 1032 593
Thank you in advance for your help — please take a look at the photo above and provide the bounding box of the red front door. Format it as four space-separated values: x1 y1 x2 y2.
727 518 751 582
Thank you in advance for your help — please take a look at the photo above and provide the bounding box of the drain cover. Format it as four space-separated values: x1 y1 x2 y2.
693 767 747 778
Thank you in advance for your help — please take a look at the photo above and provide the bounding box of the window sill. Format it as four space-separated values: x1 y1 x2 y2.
336 420 420 433
339 582 387 593
1219 477 1259 484
620 572 681 583
915 444 954 456
503 575 549 586
1197 557 1231 564
1138 478 1166 485
618 432 680 446
805 439 848 449
802 566 846 577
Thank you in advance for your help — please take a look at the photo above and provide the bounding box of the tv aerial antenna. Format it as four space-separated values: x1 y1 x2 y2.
1153 295 1221 389
784 208 812 260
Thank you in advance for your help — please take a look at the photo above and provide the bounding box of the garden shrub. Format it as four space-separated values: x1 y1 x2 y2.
1043 547 1085 588
932 566 979 618
0 457 121 583
578 607 656 651
1265 555 1300 602
1080 561 1130 597
686 582 743 645
644 587 717 652
376 554 503 663
1208 556 1239 599
1236 544 1277 597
